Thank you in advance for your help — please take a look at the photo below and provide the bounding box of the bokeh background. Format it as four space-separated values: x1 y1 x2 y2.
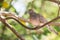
0 0 60 40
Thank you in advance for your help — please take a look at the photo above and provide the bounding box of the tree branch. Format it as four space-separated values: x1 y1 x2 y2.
1 12 60 26
1 12 60 30
6 16 60 30
0 15 25 40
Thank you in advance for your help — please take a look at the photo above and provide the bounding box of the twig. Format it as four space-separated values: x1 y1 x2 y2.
1 12 60 28
5 16 60 30
1 12 60 26
0 16 25 40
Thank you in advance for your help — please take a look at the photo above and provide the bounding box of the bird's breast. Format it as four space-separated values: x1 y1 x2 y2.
29 17 41 26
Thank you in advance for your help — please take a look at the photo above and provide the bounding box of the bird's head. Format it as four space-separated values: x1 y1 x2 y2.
28 9 34 14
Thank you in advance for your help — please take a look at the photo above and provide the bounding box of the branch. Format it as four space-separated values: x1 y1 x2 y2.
1 12 60 30
1 12 60 26
0 16 25 40
6 16 60 30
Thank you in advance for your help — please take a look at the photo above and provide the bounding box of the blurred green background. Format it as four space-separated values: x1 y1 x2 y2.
0 0 60 40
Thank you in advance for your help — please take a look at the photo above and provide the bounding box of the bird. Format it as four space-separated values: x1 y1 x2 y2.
28 9 58 35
